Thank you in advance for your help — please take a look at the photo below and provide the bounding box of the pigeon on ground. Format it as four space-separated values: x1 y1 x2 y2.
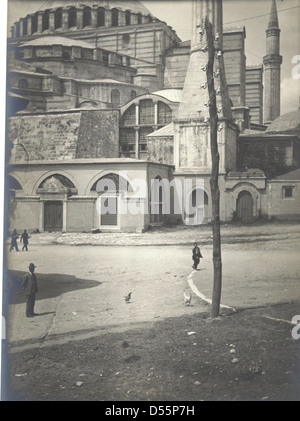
124 292 132 303
183 291 192 306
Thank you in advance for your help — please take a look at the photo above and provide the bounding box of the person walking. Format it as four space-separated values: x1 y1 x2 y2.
22 263 38 318
20 229 29 251
9 229 19 252
192 242 203 270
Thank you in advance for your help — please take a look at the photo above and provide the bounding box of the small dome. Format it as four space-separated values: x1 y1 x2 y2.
265 109 300 135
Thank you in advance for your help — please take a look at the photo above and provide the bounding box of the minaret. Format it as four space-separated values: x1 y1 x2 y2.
263 0 282 123
174 0 237 174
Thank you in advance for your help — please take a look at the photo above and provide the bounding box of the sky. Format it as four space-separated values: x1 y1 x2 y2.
4 0 300 114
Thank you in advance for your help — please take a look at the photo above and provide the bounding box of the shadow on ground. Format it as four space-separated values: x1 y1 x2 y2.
3 270 101 306
3 302 300 401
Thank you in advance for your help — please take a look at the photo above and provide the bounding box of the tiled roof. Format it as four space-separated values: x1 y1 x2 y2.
265 109 300 135
21 36 94 49
147 123 174 137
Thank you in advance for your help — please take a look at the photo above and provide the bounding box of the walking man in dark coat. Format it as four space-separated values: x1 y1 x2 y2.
9 229 19 252
192 243 203 270
22 263 38 318
20 229 29 251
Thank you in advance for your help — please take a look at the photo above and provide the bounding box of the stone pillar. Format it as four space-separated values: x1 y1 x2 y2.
118 10 126 26
91 9 97 27
131 14 138 25
19 19 24 36
39 201 44 232
62 8 69 30
63 200 67 232
49 10 55 31
135 103 139 125
77 9 83 30
153 101 158 125
105 8 112 27
134 127 139 159
27 15 32 35
37 11 43 33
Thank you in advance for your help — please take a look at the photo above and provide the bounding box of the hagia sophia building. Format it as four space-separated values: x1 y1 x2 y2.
5 0 300 233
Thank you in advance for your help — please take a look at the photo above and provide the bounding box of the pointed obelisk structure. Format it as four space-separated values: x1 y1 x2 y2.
174 0 237 175
263 0 282 123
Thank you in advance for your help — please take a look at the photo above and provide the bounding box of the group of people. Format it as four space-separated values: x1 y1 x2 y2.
9 229 30 252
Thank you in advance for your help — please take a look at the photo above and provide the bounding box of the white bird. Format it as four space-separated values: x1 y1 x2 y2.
124 292 132 303
183 291 192 306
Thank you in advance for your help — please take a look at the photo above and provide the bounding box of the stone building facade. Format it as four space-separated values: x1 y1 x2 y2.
6 0 300 233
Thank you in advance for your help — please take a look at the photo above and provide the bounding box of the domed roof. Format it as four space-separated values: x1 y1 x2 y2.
265 109 300 135
21 36 94 49
38 1 153 15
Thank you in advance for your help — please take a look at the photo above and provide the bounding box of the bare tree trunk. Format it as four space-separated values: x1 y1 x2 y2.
206 19 222 318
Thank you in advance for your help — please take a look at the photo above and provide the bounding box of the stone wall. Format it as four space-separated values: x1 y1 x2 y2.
147 135 174 165
76 110 119 159
8 110 119 163
8 113 81 162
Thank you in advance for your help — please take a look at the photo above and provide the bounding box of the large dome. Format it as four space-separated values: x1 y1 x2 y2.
37 1 153 15
265 109 300 135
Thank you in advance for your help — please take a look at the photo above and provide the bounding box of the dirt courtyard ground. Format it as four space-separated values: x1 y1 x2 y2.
2 222 300 401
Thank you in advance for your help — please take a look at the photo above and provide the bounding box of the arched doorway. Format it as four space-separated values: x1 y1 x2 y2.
237 191 253 222
37 174 77 232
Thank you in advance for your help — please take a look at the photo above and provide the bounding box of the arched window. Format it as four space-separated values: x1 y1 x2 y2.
97 7 105 27
139 99 154 124
42 10 50 31
31 12 38 33
111 89 120 107
91 173 133 193
37 174 76 194
68 7 77 28
158 102 172 125
55 8 62 29
111 8 119 27
125 10 131 25
83 7 91 28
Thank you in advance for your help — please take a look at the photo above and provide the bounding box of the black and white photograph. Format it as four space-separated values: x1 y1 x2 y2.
1 0 300 403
